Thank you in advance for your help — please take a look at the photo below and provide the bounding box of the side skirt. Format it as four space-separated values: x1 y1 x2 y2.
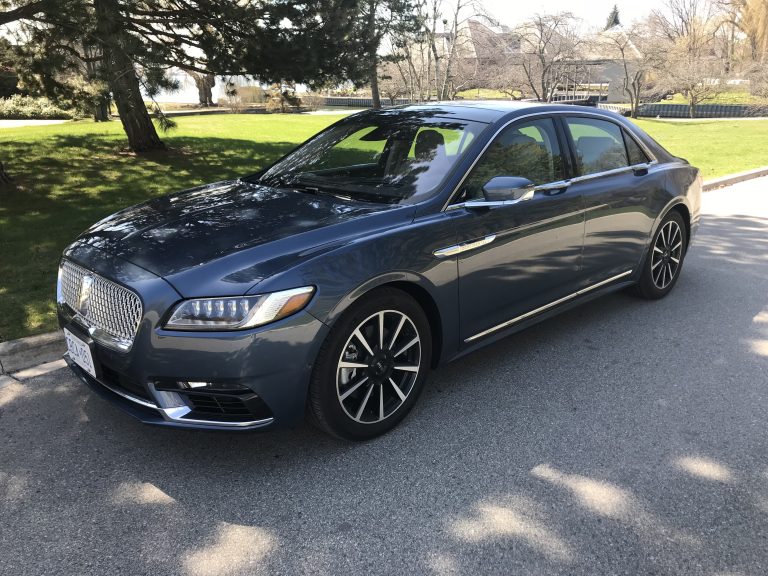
447 280 637 362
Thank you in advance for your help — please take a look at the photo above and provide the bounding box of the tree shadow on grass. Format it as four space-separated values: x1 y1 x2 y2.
0 133 297 341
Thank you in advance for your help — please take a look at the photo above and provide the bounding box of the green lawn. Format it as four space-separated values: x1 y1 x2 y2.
1 114 766 341
633 118 768 178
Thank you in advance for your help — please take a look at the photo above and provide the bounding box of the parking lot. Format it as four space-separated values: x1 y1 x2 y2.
1 178 767 576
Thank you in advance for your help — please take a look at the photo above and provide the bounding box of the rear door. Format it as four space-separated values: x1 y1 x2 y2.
561 115 662 286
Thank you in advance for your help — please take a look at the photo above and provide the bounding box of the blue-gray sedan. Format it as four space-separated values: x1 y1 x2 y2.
57 102 701 439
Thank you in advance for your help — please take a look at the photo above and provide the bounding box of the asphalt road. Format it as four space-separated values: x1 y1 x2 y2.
2 179 768 576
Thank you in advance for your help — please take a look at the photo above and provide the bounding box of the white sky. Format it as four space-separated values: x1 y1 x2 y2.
482 0 668 30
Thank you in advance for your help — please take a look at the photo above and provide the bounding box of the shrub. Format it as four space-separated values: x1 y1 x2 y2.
0 95 74 120
750 73 768 99
300 93 324 111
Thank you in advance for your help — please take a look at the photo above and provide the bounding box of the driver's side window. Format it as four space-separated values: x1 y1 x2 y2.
459 117 565 202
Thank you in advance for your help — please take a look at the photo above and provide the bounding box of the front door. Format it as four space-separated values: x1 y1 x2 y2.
445 116 586 344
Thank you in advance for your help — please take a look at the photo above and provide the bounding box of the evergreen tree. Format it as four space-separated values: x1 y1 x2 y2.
355 0 421 108
1 0 366 151
605 4 621 30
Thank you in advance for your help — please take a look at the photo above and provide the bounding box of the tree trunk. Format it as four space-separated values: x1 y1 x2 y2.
193 73 216 107
94 0 164 152
0 161 11 185
93 93 111 122
367 0 381 109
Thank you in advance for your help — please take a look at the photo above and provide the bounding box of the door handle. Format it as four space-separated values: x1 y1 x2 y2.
536 181 570 195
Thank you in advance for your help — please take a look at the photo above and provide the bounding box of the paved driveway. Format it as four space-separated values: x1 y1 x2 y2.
2 179 767 576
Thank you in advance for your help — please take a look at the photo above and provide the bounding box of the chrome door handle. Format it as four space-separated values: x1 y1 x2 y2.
536 181 570 195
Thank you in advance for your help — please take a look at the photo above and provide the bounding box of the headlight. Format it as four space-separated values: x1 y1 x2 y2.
164 286 315 331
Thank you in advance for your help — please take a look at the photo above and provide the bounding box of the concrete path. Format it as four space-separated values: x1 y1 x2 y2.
1 178 767 576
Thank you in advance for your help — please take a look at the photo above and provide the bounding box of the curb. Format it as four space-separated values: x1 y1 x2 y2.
1 166 766 375
0 331 64 375
703 166 768 191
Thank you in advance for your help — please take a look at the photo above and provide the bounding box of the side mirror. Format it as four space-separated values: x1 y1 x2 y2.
481 176 535 202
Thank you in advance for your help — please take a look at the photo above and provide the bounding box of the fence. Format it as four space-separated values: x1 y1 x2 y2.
323 97 414 107
599 102 768 118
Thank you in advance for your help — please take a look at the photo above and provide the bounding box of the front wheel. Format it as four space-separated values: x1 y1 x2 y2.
633 210 688 300
307 288 432 440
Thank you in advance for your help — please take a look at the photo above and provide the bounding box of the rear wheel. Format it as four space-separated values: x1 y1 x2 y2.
307 288 432 440
633 210 687 300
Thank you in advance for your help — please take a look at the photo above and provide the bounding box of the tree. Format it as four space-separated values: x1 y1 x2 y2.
2 0 369 152
665 56 724 117
601 23 666 117
649 0 726 117
516 12 584 102
357 0 421 108
0 161 11 185
187 72 216 107
0 38 18 98
605 5 621 30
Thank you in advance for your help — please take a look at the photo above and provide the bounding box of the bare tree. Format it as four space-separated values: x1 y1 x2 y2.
378 61 408 104
664 56 724 117
650 0 718 57
602 23 667 117
648 0 726 116
515 12 584 102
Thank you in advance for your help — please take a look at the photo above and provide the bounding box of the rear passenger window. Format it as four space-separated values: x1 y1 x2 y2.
565 117 629 175
623 132 650 165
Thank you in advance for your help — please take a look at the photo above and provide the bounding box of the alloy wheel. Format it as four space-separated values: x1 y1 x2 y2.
336 310 422 424
651 220 683 290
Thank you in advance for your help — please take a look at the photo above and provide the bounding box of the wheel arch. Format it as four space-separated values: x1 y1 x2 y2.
668 203 692 249
324 272 446 368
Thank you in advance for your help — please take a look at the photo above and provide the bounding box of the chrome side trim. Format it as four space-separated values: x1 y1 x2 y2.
160 406 275 428
68 356 275 429
434 234 496 258
66 353 158 408
464 270 634 343
441 109 659 212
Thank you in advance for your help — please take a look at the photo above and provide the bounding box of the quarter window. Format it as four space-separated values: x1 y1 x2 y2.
565 117 629 175
460 117 565 201
624 131 650 166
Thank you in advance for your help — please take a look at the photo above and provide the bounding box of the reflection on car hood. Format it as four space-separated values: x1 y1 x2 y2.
76 180 402 283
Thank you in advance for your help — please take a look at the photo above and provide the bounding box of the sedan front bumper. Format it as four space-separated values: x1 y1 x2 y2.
59 307 330 431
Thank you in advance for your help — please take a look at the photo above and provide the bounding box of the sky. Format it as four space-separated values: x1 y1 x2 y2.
482 0 668 30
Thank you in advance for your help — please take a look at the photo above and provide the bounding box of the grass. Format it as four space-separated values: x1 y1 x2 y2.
633 118 768 178
0 114 345 341
1 114 767 340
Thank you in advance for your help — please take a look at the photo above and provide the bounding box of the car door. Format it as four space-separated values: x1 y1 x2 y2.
561 115 662 287
443 116 586 344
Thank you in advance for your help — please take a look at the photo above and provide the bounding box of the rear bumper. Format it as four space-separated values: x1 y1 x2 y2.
59 307 329 431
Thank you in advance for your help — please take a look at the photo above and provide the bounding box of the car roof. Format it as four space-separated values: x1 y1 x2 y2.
354 100 624 124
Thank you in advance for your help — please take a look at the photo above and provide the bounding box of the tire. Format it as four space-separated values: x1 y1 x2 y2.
307 287 432 440
633 210 688 300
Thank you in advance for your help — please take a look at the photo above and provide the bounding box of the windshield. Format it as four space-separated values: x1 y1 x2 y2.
255 113 488 204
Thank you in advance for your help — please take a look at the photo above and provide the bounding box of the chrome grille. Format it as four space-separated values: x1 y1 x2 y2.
59 260 143 347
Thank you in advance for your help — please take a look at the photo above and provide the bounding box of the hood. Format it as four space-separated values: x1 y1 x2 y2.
76 180 410 294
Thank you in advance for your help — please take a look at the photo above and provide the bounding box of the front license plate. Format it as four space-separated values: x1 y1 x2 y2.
63 328 97 378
